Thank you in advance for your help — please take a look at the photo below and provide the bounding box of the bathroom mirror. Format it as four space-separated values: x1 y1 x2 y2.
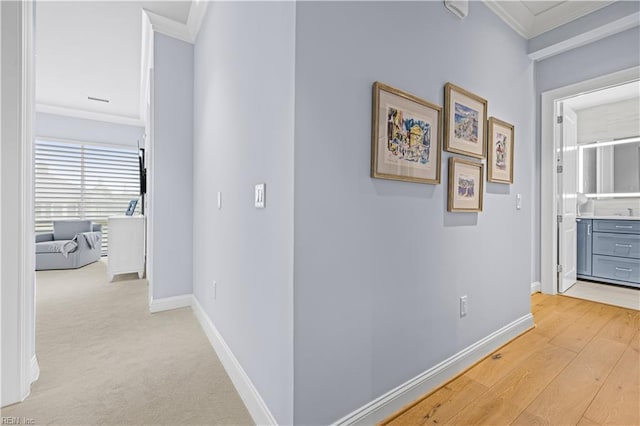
579 137 640 197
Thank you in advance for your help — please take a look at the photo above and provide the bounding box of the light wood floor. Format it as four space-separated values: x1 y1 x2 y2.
382 293 640 426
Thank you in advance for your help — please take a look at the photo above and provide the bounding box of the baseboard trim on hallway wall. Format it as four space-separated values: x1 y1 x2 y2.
31 355 40 383
531 281 541 294
192 296 277 426
149 294 193 313
332 313 535 426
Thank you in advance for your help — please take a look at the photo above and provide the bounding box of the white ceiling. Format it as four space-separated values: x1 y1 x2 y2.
563 80 640 111
521 1 565 16
37 1 624 126
35 1 192 126
483 0 615 39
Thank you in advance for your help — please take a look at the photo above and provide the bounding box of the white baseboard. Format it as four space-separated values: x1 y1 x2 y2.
149 294 193 313
192 296 277 426
333 313 535 425
31 355 40 383
531 281 541 294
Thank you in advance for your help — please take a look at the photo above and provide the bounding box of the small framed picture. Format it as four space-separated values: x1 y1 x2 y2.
125 199 138 216
448 157 484 212
371 81 442 184
444 83 488 159
487 117 514 184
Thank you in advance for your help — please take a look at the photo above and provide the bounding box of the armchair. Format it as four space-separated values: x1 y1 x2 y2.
35 220 103 271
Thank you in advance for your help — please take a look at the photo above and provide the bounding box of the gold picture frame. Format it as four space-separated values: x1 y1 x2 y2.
371 82 442 184
444 83 488 159
487 117 514 184
448 157 484 212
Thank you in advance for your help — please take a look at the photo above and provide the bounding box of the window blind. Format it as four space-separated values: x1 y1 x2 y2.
34 139 140 255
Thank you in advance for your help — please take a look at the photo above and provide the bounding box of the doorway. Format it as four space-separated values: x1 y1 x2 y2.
541 67 640 307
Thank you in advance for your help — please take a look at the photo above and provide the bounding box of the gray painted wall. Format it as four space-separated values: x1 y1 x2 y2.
152 33 194 299
531 26 640 283
35 112 144 147
192 3 295 424
293 2 534 423
535 27 640 94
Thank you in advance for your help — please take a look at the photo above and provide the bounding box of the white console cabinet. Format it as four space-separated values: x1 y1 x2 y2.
108 215 145 281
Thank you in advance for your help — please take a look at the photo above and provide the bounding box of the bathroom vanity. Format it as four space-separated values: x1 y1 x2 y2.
577 217 640 288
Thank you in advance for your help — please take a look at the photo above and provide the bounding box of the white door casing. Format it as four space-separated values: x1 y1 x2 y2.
540 67 640 295
557 102 578 293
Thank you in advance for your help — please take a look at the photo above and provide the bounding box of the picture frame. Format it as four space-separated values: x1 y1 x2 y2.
487 117 514 184
125 199 138 216
444 82 488 159
371 81 442 184
448 157 484 212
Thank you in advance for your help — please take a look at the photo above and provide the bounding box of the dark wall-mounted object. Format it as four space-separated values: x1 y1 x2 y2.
139 148 147 196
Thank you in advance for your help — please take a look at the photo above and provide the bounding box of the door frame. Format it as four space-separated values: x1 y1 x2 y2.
7 3 160 406
2 0 36 407
540 66 640 295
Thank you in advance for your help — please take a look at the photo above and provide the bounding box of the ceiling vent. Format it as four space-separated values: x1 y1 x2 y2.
445 0 468 19
88 96 110 103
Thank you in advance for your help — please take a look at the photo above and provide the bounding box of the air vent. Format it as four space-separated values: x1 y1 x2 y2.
88 96 110 103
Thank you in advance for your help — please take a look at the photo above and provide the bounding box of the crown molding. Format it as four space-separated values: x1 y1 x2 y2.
187 0 209 42
482 0 533 38
483 0 616 40
143 9 192 44
36 103 144 127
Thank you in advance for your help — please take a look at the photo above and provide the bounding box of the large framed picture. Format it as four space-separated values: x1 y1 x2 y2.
448 157 484 212
487 117 514 184
371 82 442 184
444 83 488 159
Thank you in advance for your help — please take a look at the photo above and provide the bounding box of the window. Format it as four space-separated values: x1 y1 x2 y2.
34 139 140 255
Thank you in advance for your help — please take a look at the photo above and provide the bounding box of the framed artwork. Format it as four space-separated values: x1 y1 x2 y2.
487 117 514 184
444 83 488 159
371 81 442 184
448 157 484 212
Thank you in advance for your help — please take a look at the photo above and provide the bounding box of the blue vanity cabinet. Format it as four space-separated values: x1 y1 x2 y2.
578 218 640 288
576 218 592 278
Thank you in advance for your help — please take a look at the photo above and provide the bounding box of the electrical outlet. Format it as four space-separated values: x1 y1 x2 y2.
213 281 217 299
460 295 468 317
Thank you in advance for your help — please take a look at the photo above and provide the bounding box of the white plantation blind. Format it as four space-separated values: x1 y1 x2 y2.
34 139 140 254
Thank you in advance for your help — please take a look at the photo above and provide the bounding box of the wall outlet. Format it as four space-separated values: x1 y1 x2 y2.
213 281 217 299
460 295 468 317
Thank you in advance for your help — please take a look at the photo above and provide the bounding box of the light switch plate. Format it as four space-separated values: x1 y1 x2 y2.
516 193 522 210
217 192 222 209
255 183 266 209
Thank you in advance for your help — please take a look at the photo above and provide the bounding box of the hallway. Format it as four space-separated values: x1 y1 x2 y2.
2 260 253 425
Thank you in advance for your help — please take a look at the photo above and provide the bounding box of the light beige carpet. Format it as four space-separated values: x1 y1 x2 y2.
2 259 253 425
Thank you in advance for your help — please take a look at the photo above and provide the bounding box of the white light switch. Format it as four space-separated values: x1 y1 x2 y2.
255 183 266 209
516 194 522 210
217 192 222 209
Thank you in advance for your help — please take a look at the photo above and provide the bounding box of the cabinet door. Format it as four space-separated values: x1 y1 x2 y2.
576 219 592 276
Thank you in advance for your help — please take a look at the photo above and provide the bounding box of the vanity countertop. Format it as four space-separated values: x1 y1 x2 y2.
578 215 640 221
